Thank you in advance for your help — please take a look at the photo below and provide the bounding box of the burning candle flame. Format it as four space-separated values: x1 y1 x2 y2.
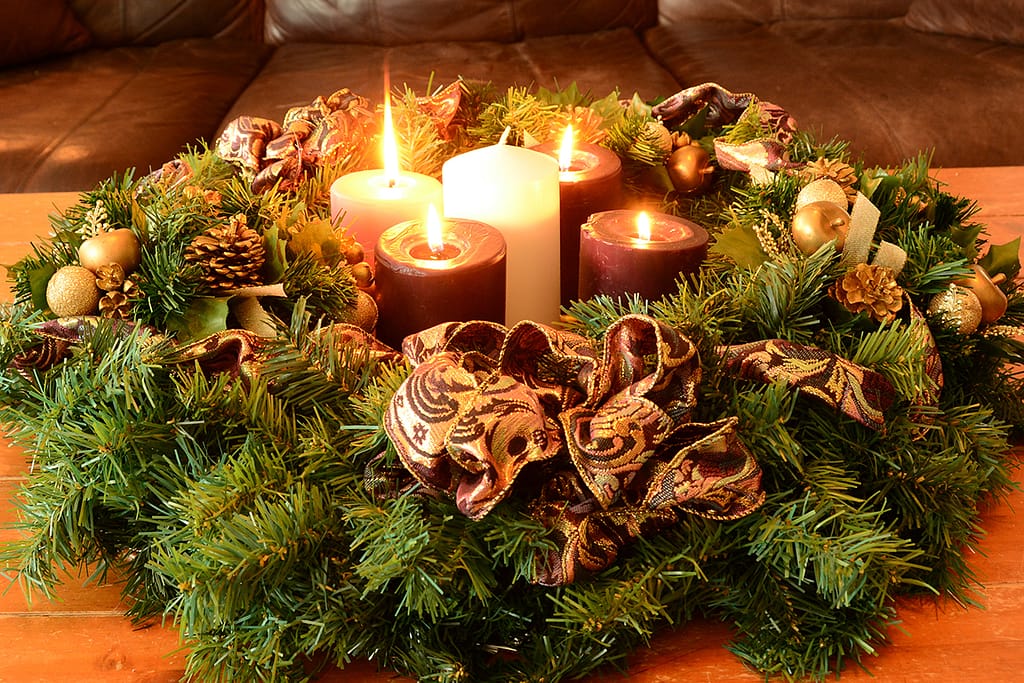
426 204 444 253
636 211 652 242
558 125 574 172
382 74 400 187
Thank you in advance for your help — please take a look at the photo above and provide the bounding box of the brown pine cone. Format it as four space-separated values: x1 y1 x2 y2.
829 263 904 323
184 214 267 291
99 291 131 319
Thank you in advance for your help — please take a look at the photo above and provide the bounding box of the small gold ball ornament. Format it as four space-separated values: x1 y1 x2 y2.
46 265 101 316
666 144 714 194
795 178 848 210
928 284 983 335
341 289 378 332
78 228 142 274
791 201 851 254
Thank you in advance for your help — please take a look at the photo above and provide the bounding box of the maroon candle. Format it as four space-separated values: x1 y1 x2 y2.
533 129 623 306
375 211 506 349
578 209 709 302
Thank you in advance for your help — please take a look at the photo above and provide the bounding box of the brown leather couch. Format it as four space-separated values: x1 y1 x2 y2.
2 0 1022 193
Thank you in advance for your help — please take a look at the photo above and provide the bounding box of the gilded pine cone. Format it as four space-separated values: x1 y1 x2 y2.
830 263 904 323
184 214 266 291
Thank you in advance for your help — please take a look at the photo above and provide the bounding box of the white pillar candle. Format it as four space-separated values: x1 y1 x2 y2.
442 135 560 325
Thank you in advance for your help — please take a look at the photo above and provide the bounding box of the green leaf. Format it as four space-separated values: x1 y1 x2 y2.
978 237 1021 283
710 223 768 269
27 262 57 310
164 297 229 342
262 224 287 283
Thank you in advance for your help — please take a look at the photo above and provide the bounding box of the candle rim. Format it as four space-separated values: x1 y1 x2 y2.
377 217 507 272
583 209 709 249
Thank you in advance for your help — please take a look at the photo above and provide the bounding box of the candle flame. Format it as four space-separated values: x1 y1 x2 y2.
426 204 444 253
558 125 574 172
382 74 400 187
637 211 652 242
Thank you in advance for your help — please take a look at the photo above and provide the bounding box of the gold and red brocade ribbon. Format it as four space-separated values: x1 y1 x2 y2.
382 315 910 585
215 82 463 193
384 315 767 585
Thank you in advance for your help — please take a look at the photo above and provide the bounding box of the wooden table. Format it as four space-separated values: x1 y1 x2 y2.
0 168 1021 682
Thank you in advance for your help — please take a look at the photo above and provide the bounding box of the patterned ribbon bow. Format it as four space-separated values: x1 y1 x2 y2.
384 315 766 585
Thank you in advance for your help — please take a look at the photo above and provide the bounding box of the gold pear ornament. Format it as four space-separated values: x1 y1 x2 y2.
955 264 1008 325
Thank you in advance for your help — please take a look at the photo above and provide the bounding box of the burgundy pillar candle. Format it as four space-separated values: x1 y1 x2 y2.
374 210 506 349
578 209 709 302
533 128 623 306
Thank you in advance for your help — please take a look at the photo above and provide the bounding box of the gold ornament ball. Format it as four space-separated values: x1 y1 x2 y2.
791 201 851 254
796 178 848 210
341 289 378 332
666 144 714 194
78 228 142 274
46 265 101 317
351 261 374 289
955 264 1008 324
928 284 983 335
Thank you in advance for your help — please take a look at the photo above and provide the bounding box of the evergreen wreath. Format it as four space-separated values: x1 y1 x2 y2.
0 79 1022 683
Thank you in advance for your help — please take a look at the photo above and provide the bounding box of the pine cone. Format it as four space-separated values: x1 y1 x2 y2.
184 214 266 291
99 291 131 319
803 157 858 206
829 263 904 323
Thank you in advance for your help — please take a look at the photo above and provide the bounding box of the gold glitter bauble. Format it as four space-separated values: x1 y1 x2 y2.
46 265 101 317
795 178 848 210
791 201 851 254
928 284 983 335
341 289 378 332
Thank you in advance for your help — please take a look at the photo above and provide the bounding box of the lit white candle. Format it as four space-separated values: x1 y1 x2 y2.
330 83 442 268
442 129 560 325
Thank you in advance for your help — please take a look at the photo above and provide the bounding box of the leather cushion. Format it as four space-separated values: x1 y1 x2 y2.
0 0 92 67
69 0 263 46
659 0 912 24
265 0 657 45
220 28 680 131
905 0 1024 46
0 39 273 192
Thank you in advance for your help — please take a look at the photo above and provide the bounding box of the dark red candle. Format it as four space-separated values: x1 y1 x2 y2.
374 212 506 349
533 129 623 306
578 209 709 302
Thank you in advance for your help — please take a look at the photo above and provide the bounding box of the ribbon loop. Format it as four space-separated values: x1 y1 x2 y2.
384 315 766 584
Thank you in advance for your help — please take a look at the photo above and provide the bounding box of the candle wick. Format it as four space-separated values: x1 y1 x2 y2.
388 178 397 189
498 126 511 146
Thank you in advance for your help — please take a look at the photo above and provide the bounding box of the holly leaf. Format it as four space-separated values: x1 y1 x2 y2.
710 223 768 269
978 237 1021 284
949 222 985 260
165 297 229 342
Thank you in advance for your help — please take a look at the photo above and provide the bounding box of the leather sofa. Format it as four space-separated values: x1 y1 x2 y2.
2 0 1022 193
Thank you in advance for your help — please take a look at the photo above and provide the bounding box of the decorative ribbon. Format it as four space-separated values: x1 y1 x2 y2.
384 315 766 585
653 82 800 172
216 89 377 193
721 339 895 431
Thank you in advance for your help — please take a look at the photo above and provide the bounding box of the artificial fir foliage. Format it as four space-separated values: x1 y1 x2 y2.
0 80 1022 683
